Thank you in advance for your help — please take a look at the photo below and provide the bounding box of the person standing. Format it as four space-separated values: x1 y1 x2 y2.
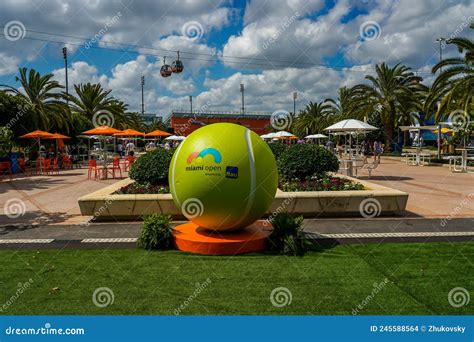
117 142 124 158
373 140 383 162
125 140 135 157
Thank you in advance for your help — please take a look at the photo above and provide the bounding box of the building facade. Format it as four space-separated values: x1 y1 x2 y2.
170 110 272 135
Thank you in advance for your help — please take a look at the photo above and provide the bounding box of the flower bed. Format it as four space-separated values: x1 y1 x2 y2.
280 176 364 192
114 182 169 195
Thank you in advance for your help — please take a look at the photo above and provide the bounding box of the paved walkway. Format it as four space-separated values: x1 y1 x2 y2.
0 168 126 225
355 157 474 218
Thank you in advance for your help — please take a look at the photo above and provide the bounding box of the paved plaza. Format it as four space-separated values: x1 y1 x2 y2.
0 157 472 245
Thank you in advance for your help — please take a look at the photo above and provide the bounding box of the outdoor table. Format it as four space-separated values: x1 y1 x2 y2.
455 148 474 173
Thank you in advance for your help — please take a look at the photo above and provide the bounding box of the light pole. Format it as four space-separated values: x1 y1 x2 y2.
63 47 68 103
141 76 145 115
240 83 245 114
293 91 297 115
435 37 446 160
189 95 193 114
435 37 446 72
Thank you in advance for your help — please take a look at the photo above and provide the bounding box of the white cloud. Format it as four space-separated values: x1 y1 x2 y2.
0 53 19 76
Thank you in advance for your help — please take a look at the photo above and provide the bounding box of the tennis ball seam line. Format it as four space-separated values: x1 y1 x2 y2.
171 139 185 207
231 128 256 228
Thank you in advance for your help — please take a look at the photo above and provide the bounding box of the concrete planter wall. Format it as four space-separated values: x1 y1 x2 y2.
78 177 408 221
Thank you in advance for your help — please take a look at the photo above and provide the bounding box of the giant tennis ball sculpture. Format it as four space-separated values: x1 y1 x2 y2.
169 123 278 231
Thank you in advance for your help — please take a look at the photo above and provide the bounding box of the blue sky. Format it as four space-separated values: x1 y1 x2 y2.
0 0 473 117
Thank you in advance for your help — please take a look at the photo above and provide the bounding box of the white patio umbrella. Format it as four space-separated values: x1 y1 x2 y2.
325 120 378 156
305 133 328 145
305 134 328 139
260 132 277 139
324 119 378 132
272 131 296 138
164 135 186 141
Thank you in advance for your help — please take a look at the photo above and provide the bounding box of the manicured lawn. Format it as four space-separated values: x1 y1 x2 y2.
0 242 472 315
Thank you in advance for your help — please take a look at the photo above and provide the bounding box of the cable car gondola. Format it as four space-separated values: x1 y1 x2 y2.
172 51 184 73
160 57 172 78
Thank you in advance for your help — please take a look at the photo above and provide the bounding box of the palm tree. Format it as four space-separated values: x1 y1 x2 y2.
428 24 474 122
325 86 361 120
67 83 126 128
293 101 333 136
121 111 145 131
0 67 70 132
349 63 423 151
146 118 168 133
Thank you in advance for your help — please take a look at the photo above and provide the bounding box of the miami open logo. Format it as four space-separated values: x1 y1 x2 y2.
186 148 222 175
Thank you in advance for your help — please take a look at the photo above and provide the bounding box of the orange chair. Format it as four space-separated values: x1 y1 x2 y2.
123 155 135 171
0 162 12 181
87 159 99 179
42 159 52 175
36 157 46 175
62 155 73 169
50 158 60 175
107 157 122 179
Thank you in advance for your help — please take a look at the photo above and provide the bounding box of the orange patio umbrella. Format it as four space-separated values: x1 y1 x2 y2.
43 133 71 154
83 126 121 164
43 133 71 140
145 129 171 137
19 130 54 139
113 128 144 136
19 130 54 156
82 126 121 135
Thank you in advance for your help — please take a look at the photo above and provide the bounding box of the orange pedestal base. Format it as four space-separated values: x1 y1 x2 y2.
173 220 272 255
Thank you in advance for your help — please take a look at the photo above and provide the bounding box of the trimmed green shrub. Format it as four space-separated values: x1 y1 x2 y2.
129 148 174 185
278 144 339 180
137 214 174 250
268 213 308 256
267 142 288 161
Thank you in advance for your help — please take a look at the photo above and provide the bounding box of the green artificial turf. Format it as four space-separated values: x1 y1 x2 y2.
0 242 472 315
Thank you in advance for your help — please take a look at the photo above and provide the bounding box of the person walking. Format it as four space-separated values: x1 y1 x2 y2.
373 140 383 162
